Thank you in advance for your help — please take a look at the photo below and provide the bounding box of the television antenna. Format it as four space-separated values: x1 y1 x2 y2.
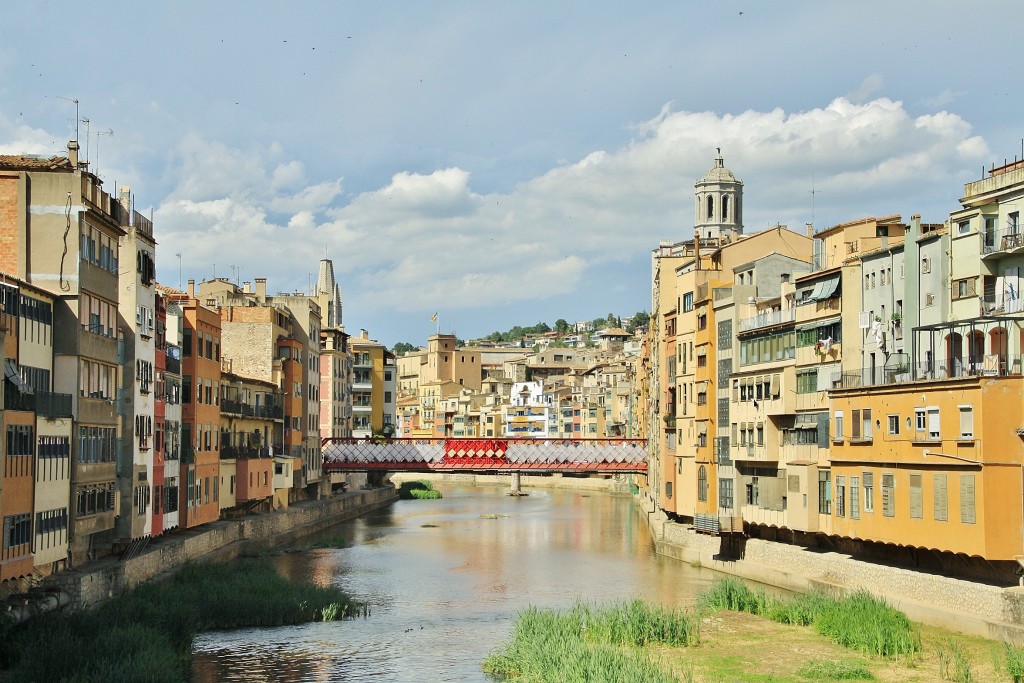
94 128 113 178
56 96 79 141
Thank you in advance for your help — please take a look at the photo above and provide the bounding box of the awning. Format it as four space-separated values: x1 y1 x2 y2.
4 360 33 394
816 275 840 300
796 316 841 332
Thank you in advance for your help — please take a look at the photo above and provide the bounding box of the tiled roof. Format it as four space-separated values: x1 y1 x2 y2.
0 154 74 171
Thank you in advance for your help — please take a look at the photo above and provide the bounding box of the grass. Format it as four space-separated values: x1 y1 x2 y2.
936 638 974 682
699 579 921 659
0 559 360 683
797 658 875 680
397 480 443 499
1005 642 1024 683
483 600 699 682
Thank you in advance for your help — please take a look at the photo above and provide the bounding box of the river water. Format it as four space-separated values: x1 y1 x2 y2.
191 483 720 682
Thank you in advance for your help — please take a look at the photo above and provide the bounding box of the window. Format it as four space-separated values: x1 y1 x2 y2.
682 292 693 312
882 473 895 517
957 220 970 235
818 470 831 514
850 476 860 519
746 477 759 506
953 278 976 300
665 481 673 499
909 473 923 518
835 475 846 517
960 474 976 524
934 473 948 522
928 408 940 439
863 471 874 512
833 411 844 441
719 479 734 509
958 405 974 440
696 466 708 502
887 414 900 435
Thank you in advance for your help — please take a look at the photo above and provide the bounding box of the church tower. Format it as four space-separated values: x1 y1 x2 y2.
694 149 743 240
316 258 343 328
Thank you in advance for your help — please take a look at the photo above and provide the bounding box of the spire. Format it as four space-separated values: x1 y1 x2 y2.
317 258 343 327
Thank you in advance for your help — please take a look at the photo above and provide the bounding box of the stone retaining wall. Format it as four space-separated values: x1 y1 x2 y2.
46 488 397 610
639 495 1024 643
391 472 633 494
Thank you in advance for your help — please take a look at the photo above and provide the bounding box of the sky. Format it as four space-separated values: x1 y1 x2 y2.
1 2 1021 348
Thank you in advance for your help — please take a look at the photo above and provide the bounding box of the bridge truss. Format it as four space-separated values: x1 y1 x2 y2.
322 437 648 473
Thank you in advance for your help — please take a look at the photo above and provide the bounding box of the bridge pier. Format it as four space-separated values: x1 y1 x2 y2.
508 471 527 496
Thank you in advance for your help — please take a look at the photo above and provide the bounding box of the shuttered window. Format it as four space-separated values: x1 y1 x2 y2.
909 473 923 519
960 474 976 524
835 476 846 517
851 410 860 439
934 474 948 521
834 411 844 440
959 406 974 440
863 471 874 513
882 473 895 517
850 476 860 519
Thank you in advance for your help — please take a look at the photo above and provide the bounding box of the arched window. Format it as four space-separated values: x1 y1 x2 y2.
706 196 714 220
697 465 708 502
722 195 730 222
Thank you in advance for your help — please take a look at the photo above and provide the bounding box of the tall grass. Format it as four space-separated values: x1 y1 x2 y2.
699 579 920 659
0 559 360 683
398 480 443 499
483 600 699 682
1004 642 1024 683
797 658 875 680
935 638 974 682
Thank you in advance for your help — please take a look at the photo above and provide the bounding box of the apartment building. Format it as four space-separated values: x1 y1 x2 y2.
350 331 397 437
218 372 280 514
116 188 157 546
154 291 182 534
1 143 125 563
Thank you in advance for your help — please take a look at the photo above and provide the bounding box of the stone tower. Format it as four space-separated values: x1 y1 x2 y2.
694 149 743 240
316 258 343 327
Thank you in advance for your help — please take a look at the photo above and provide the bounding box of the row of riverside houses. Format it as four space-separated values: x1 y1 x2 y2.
394 331 639 440
0 141 372 593
644 152 1024 584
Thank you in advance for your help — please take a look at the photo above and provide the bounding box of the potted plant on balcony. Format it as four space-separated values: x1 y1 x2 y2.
890 311 902 328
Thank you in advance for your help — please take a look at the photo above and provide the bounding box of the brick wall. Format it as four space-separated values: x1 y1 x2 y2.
0 174 22 274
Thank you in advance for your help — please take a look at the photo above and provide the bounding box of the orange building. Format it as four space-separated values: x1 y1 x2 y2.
175 289 222 528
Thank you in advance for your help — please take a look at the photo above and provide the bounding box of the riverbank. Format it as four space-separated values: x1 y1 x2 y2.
389 471 633 494
37 486 396 612
637 494 1024 644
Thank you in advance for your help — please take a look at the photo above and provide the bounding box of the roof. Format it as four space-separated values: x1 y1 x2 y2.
698 152 739 184
0 154 75 171
597 327 631 337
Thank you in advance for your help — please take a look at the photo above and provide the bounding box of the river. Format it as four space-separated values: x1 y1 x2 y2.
191 482 720 682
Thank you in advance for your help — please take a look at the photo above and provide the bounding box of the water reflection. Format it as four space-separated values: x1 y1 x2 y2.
192 484 718 682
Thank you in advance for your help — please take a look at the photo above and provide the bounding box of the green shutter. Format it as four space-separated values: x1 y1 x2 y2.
934 474 948 522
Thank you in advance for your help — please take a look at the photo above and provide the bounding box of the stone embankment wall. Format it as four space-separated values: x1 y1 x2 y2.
390 472 633 494
638 495 1024 643
47 487 396 610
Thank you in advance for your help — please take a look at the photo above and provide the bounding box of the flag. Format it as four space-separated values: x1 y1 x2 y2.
430 312 438 322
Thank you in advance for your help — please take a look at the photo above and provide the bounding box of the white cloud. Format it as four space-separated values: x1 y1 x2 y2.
154 96 989 326
0 109 62 155
846 74 885 104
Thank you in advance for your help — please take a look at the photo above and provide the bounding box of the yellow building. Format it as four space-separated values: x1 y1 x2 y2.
830 374 1024 562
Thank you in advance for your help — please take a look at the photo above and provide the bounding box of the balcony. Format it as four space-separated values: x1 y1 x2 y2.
165 356 181 375
981 227 1024 257
738 308 795 333
220 445 271 460
36 391 73 418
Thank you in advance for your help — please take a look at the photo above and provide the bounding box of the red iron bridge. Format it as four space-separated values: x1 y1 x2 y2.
322 437 648 474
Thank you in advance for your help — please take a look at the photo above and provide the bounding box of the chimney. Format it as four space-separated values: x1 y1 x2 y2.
119 186 131 213
255 277 267 303
243 281 252 294
360 329 369 340
67 140 79 168
805 223 814 238
187 278 195 299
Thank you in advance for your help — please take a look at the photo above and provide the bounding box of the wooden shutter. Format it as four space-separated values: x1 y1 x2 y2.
909 473 923 519
960 474 976 524
934 474 948 521
882 473 895 517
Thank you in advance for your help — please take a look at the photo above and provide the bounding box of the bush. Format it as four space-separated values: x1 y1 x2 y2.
398 480 443 500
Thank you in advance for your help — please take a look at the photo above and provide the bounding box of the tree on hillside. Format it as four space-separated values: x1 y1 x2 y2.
392 341 417 356
626 311 650 334
555 318 570 334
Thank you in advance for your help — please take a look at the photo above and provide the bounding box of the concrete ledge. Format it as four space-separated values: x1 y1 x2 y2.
46 487 397 610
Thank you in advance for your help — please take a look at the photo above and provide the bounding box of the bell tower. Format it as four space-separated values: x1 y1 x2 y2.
694 149 743 241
